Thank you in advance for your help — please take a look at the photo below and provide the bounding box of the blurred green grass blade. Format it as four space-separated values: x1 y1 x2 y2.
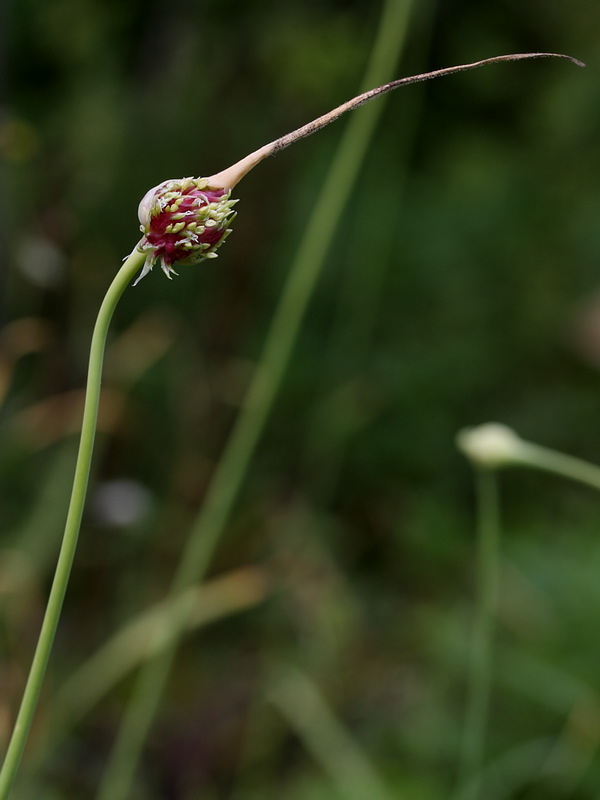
97 2 415 797
498 649 600 797
15 568 269 797
268 664 397 800
299 12 434 498
54 567 268 737
499 647 600 715
456 727 600 800
457 737 555 800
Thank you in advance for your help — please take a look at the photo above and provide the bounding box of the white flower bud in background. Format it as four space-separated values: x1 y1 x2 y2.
456 423 526 469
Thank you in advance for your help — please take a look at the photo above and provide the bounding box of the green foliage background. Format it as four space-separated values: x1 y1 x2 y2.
2 0 600 797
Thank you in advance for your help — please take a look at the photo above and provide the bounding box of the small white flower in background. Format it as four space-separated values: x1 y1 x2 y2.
456 423 525 469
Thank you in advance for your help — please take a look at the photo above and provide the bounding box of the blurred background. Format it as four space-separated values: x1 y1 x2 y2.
2 0 600 797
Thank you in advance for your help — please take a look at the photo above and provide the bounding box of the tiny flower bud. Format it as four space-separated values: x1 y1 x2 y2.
456 423 525 469
134 177 238 284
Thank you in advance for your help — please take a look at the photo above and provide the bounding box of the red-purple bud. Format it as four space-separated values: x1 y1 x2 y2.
134 177 238 284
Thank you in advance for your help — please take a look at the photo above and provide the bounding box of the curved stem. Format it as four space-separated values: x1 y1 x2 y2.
0 248 145 800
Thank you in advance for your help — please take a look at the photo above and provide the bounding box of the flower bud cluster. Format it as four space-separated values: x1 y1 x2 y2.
134 177 238 284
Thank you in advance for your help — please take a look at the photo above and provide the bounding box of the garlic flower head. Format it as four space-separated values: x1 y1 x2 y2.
134 177 238 284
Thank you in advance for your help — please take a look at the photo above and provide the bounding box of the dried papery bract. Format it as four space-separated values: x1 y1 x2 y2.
208 52 583 189
133 51 583 284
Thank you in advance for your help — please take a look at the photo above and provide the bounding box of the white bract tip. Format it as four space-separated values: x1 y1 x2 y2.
137 180 172 227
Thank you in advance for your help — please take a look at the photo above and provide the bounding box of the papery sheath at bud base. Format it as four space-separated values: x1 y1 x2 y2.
134 177 238 284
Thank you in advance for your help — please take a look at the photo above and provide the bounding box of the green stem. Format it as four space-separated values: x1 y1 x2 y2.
97 2 414 797
457 468 501 800
517 441 600 490
0 248 145 800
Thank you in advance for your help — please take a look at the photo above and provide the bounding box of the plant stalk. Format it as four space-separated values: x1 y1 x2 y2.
0 248 145 799
518 441 600 490
457 468 501 800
